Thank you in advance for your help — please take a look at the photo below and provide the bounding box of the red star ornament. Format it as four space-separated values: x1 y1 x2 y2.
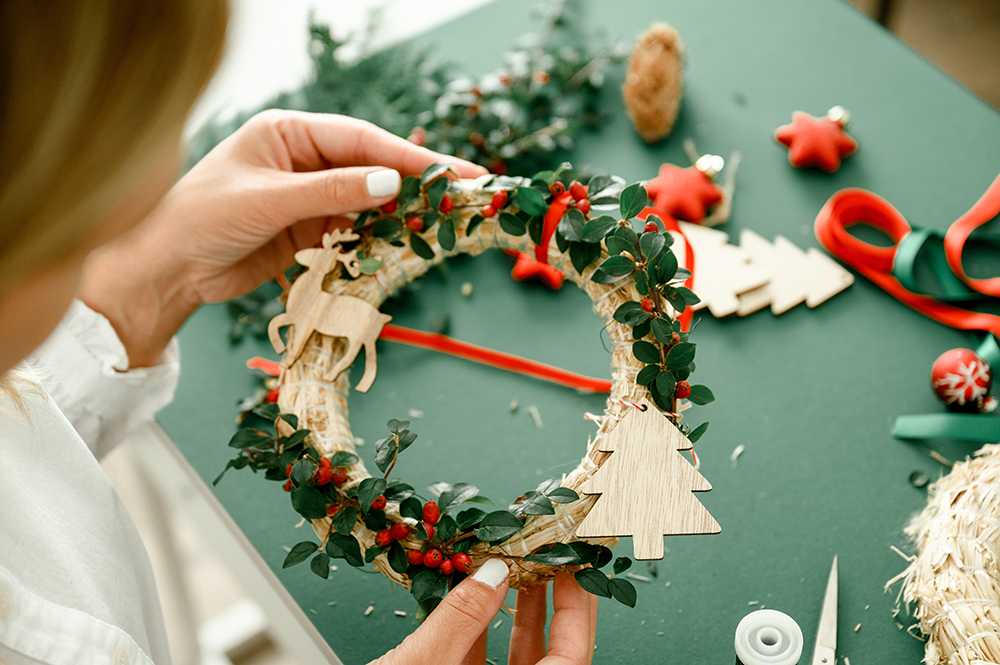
507 251 564 290
774 110 857 172
645 163 724 223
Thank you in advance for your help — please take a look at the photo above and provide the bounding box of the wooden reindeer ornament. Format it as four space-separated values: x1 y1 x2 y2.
267 230 392 393
576 401 720 559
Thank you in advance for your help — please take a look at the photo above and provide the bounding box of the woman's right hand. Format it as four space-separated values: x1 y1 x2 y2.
372 561 597 665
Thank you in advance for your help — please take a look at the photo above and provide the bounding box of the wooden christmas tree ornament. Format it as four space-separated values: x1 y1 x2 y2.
577 400 720 559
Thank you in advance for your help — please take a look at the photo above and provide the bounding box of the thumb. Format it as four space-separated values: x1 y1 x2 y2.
377 559 510 665
281 166 401 220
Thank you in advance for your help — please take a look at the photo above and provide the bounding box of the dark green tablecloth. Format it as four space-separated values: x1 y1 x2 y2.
158 0 1000 662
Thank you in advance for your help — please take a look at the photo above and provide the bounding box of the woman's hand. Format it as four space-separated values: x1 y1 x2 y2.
79 110 486 366
374 564 597 665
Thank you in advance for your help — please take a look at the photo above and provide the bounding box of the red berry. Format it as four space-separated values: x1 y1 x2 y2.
452 553 473 573
390 522 411 540
423 549 444 568
671 332 681 345
406 549 424 566
421 521 435 541
492 190 508 209
371 495 387 512
640 297 654 313
569 180 588 202
314 467 333 486
326 504 338 516
550 182 566 196
320 456 331 468
381 199 398 214
644 221 660 234
439 560 454 575
330 468 348 484
264 387 280 403
406 217 424 233
375 529 392 548
490 159 507 175
286 464 293 478
439 194 454 213
283 480 293 492
480 204 497 218
577 199 591 215
675 381 692 399
423 501 441 525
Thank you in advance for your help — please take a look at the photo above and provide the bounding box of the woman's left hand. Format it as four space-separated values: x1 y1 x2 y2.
79 110 486 366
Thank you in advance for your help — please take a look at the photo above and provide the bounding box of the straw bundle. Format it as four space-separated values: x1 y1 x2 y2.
892 444 1000 664
277 178 671 591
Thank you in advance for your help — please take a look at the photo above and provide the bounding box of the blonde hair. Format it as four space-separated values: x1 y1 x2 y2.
0 0 229 294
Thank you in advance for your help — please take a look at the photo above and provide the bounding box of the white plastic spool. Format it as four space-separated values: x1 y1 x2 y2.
734 609 803 665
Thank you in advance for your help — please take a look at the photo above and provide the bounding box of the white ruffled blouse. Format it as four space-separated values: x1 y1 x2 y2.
0 300 179 665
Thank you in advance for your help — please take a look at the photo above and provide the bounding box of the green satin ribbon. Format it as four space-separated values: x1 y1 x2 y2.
893 229 983 302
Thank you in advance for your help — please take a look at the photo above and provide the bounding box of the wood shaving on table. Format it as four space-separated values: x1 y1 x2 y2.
364 604 375 616
748 600 759 606
854 623 861 632
493 619 503 629
327 601 337 606
407 408 424 419
461 282 473 297
730 444 745 468
394 611 407 617
528 404 543 429
626 573 651 583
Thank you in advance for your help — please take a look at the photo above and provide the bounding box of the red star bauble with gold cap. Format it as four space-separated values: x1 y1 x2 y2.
774 107 857 173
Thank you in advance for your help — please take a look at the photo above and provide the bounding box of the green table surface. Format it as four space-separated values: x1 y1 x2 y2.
158 0 1000 662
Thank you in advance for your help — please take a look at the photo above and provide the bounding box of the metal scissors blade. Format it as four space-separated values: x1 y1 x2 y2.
812 555 838 665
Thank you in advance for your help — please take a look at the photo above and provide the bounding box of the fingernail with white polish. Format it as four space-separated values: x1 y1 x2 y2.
366 169 401 198
471 559 509 589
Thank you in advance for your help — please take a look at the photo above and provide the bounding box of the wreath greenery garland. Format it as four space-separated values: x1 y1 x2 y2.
216 163 715 618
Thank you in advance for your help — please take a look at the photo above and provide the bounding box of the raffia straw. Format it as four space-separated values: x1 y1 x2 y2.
278 178 662 591
889 443 1000 664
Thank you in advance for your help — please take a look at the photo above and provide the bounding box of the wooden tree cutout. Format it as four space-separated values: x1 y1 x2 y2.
268 229 392 393
678 222 769 317
576 401 720 559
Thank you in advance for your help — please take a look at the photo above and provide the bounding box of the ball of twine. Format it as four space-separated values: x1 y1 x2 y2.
277 179 674 591
891 443 1000 664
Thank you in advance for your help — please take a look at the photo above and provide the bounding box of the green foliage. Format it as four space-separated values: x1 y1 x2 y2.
283 541 318 568
474 510 524 544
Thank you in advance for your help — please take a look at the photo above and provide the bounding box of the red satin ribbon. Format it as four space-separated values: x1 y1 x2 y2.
814 173 1000 337
379 324 612 393
536 192 573 264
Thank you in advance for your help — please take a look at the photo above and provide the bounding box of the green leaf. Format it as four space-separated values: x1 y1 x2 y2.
372 217 402 239
523 543 585 566
365 546 383 564
466 213 486 236
605 235 633 257
587 174 616 197
228 429 274 449
422 210 441 230
279 429 309 449
613 302 648 326
384 481 415 502
439 482 480 513
311 552 331 579
360 257 383 274
421 162 453 185
282 541 318 568
634 268 649 296
328 451 359 468
664 343 696 370
632 341 661 364
415 598 441 623
400 496 423 521
674 286 700 306
387 419 410 434
398 176 421 206
575 568 612 598
374 438 398 474
569 242 601 274
290 486 328 519
546 487 580 503
252 403 280 421
438 216 456 251
357 478 387 512
499 212 527 236
456 508 487 530
599 255 636 276
655 370 676 398
397 429 417 452
558 208 586 242
613 557 633 575
388 541 408 575
656 251 678 284
326 533 364 567
619 183 648 220
436 515 458 542
688 385 715 405
567 542 612 568
650 318 674 345
614 224 638 247
688 422 709 444
464 496 494 505
410 232 435 259
290 459 315 487
636 365 660 386
632 320 651 340
364 509 387 532
333 506 357 536
590 268 627 285
353 209 372 229
581 216 617 243
640 232 666 260
212 457 246 485
474 510 524 543
425 178 449 210
511 491 555 516
609 578 637 607
411 569 449 602
515 187 548 216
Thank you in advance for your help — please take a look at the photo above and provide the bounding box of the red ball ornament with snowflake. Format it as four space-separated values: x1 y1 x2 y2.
931 348 996 413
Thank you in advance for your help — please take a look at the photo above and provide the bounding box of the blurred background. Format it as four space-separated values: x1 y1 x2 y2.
102 1 1000 664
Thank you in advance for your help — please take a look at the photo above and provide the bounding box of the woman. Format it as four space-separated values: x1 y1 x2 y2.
0 1 597 664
